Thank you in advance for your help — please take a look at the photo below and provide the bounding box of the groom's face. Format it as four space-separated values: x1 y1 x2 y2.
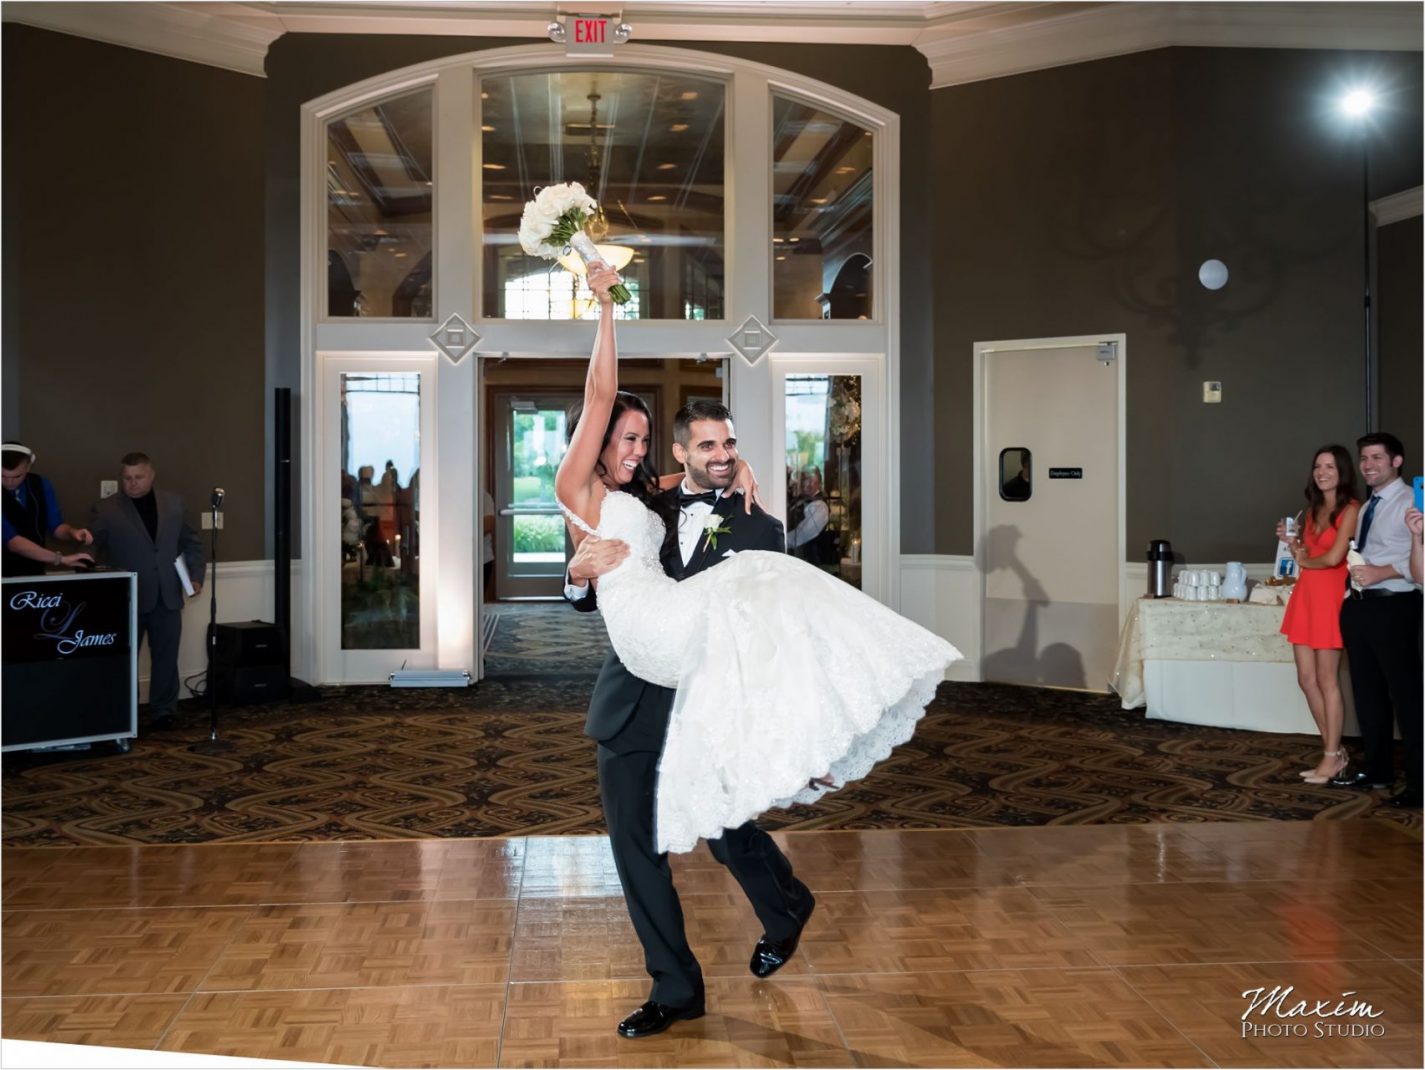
674 418 738 490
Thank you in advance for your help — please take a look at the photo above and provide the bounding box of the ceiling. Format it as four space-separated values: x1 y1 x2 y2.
4 2 1419 84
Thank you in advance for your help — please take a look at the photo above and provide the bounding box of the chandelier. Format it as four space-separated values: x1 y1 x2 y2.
559 90 634 275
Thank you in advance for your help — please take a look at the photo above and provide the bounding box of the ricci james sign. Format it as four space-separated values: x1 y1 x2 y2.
8 589 120 657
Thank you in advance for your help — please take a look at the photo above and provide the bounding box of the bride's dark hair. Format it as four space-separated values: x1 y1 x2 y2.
568 392 678 541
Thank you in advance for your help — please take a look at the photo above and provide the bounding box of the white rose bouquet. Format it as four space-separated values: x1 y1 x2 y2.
518 182 631 304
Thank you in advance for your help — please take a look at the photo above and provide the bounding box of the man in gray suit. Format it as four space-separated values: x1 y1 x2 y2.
89 453 205 730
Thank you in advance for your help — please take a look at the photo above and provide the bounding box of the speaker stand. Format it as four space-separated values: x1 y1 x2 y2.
190 504 234 755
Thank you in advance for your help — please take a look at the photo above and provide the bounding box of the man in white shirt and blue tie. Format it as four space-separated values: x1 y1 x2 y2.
1329 432 1422 808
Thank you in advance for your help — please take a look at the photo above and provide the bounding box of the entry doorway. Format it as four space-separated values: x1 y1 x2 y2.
974 335 1126 692
480 357 727 601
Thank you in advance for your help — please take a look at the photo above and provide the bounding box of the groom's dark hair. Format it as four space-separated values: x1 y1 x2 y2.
673 400 733 446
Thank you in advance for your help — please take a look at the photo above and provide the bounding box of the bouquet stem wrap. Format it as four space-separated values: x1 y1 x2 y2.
566 231 631 304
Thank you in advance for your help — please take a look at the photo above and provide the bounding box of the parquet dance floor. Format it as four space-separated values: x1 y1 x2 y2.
3 821 1420 1067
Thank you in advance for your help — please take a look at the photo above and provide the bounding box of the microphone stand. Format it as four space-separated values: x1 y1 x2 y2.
189 493 233 754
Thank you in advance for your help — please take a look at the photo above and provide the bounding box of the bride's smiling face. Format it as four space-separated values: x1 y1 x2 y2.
601 409 651 485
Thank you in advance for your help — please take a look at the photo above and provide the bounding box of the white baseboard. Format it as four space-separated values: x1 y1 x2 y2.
137 560 294 703
900 557 1278 688
898 554 980 682
147 558 1279 699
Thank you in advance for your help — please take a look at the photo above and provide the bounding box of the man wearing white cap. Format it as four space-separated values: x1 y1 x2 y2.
1 441 94 576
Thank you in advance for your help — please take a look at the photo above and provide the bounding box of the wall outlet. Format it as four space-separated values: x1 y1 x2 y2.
1202 381 1223 403
100 480 118 498
201 511 224 530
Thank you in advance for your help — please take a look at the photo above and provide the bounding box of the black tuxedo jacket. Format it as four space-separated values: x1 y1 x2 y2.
573 488 785 746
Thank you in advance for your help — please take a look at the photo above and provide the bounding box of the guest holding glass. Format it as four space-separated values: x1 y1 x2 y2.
1328 432 1421 809
1405 506 1423 585
1276 445 1360 783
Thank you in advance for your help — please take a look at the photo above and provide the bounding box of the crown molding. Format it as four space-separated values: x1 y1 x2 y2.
2 2 1419 85
1373 186 1423 226
917 2 1423 89
3 1 281 77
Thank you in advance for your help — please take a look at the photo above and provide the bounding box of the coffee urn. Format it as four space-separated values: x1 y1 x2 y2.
1148 540 1173 598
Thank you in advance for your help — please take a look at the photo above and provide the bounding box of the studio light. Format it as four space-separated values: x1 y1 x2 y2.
1340 88 1376 117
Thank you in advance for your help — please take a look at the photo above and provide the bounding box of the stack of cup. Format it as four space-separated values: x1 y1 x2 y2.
1172 570 1222 601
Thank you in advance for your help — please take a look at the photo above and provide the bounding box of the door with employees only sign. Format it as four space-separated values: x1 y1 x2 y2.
975 335 1125 692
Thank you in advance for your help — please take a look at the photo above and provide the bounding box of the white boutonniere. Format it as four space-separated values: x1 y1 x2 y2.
702 512 732 551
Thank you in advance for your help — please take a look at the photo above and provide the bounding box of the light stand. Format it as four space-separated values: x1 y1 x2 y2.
1341 87 1376 433
1359 133 1373 434
189 489 233 755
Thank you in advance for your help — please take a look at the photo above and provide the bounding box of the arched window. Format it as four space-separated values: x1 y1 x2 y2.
325 88 433 318
301 46 901 684
479 69 726 320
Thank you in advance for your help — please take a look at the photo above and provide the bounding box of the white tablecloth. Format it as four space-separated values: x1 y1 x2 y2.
1111 597 1358 735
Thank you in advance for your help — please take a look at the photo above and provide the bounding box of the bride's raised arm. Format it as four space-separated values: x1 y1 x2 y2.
554 264 623 517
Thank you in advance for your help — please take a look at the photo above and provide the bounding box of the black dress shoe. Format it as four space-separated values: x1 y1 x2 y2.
750 894 816 978
616 1000 704 1038
150 713 176 731
1384 791 1422 809
1327 771 1391 790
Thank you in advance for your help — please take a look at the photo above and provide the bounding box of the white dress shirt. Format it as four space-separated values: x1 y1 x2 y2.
1355 476 1418 593
787 498 830 549
562 482 727 601
675 481 724 567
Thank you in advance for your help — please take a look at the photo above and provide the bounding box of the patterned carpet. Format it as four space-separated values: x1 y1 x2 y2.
482 601 612 677
3 674 1416 847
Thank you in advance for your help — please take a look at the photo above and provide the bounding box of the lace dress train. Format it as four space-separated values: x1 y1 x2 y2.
563 491 961 853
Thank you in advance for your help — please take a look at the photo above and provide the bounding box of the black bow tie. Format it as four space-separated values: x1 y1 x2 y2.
678 490 719 507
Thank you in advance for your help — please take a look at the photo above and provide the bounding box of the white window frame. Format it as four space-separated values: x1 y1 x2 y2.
298 43 901 684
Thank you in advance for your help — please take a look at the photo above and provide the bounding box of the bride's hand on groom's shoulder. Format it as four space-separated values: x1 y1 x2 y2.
569 535 629 582
730 459 762 514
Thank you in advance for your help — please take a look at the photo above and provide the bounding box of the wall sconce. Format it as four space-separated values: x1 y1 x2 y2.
1198 259 1229 290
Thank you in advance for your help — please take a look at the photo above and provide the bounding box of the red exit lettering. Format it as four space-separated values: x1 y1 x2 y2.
575 19 606 43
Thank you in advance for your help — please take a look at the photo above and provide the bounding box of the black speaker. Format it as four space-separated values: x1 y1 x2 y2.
210 621 289 705
273 387 292 658
217 665 289 705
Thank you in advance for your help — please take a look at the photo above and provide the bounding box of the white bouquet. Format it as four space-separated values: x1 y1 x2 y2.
518 182 631 303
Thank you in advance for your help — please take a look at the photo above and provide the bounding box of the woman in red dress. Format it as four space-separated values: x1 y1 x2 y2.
1278 444 1360 783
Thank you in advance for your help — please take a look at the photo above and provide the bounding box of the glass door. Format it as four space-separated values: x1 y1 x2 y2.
772 355 887 602
493 392 579 598
319 354 440 682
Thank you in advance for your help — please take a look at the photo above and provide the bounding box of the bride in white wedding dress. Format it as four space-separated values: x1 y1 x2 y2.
556 266 961 854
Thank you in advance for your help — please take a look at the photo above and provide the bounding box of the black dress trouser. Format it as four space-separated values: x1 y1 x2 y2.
1340 590 1423 794
596 714 813 1008
138 607 184 716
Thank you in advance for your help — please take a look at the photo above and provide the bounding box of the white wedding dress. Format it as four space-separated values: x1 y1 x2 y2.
566 490 962 854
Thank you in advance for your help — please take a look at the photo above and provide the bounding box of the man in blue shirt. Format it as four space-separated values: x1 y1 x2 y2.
1329 432 1423 809
2 442 93 576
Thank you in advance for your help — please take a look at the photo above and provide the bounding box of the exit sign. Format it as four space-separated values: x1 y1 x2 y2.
556 14 630 57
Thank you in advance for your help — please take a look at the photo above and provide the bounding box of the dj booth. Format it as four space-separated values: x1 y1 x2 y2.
2 572 138 752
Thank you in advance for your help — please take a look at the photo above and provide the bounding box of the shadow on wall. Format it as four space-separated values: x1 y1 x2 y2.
980 523 1088 690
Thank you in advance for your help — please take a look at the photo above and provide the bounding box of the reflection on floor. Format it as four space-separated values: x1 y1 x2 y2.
342 560 420 649
482 602 611 677
3 821 1420 1067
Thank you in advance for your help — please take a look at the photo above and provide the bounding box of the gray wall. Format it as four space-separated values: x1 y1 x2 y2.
931 47 1422 560
3 28 1418 568
2 25 266 557
1378 215 1423 470
263 35 936 554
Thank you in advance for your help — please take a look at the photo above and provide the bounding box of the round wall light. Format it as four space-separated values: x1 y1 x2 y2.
1198 259 1229 290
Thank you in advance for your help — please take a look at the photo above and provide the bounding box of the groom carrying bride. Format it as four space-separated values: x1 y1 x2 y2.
564 398 816 1039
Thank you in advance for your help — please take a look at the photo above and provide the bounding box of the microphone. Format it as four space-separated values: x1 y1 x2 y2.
211 487 225 509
